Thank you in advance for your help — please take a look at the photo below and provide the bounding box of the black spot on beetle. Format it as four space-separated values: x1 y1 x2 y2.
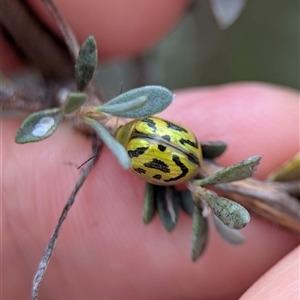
187 152 200 166
134 167 146 174
179 138 198 149
144 159 170 173
165 120 188 133
161 134 171 142
164 155 189 182
128 146 149 158
153 174 162 180
142 118 157 132
158 144 166 152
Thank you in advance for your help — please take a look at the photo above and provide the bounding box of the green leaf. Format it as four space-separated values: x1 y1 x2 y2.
157 186 180 232
63 92 88 114
200 141 227 159
213 215 244 244
191 204 208 262
83 117 131 169
75 35 97 91
196 187 250 229
143 183 157 224
267 153 300 182
100 85 173 118
179 189 195 216
194 156 262 186
98 95 148 116
15 108 63 144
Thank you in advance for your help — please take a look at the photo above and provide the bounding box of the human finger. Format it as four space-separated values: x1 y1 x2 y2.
2 0 189 72
3 82 299 299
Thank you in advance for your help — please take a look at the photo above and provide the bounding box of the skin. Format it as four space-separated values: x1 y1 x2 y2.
2 1 299 299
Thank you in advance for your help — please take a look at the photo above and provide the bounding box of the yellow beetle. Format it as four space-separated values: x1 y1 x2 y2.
115 117 202 185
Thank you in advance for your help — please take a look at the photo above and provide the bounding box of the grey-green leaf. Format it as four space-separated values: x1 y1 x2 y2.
191 204 209 262
83 117 131 169
143 183 157 224
179 189 195 216
63 92 88 114
101 85 174 118
15 108 63 144
197 188 250 229
75 35 97 91
213 215 245 244
98 95 148 116
157 186 180 232
201 141 227 159
195 156 262 186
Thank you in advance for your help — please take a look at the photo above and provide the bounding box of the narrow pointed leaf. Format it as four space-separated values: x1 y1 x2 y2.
98 95 148 116
267 153 300 182
179 189 195 216
15 108 63 144
191 204 208 262
101 86 173 118
75 35 97 91
197 188 250 229
209 0 247 29
213 215 245 244
157 186 180 232
63 92 88 114
200 141 227 159
194 156 262 186
83 117 131 169
143 183 157 224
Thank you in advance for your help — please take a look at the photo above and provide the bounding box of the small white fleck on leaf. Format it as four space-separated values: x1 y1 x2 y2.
32 117 55 136
15 108 63 144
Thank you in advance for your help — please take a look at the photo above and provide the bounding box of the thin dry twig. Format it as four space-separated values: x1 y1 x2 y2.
32 136 102 300
0 0 73 79
0 81 75 111
41 0 80 59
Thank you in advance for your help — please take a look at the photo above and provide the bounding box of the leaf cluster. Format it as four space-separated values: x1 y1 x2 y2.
15 35 174 169
143 144 261 261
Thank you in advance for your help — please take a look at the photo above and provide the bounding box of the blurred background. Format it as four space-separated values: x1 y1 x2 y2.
97 0 299 98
